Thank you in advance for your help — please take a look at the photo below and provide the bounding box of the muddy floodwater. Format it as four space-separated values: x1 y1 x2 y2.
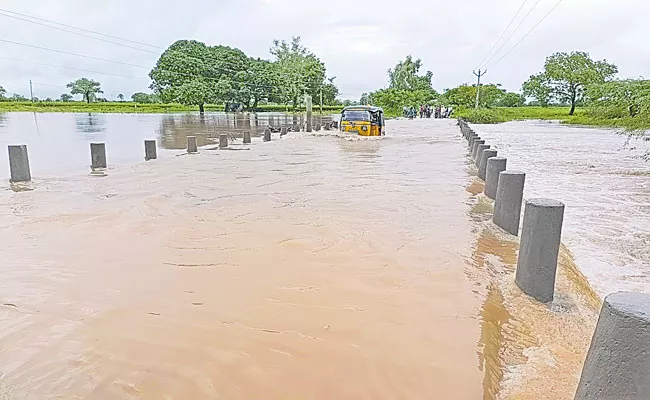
0 113 646 399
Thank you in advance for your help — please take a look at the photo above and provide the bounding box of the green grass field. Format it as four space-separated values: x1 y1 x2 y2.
455 106 650 131
0 101 343 114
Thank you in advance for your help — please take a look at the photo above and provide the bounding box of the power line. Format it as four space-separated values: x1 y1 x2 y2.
475 0 531 69
487 0 564 68
0 7 159 49
481 0 545 68
0 56 149 80
0 38 150 68
0 11 159 54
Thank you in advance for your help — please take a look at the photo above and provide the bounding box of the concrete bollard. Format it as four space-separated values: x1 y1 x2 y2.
219 134 228 148
515 198 565 303
144 140 157 161
314 124 321 132
306 95 313 133
187 136 198 153
575 292 650 400
292 114 299 132
484 157 507 199
469 135 480 150
473 143 490 164
493 171 526 236
264 128 272 142
90 143 107 169
243 131 251 144
478 149 497 180
8 145 31 182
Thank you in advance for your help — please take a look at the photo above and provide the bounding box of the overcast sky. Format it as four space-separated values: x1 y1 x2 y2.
0 0 648 101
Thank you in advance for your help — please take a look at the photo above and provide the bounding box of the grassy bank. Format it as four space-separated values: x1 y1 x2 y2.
0 101 343 114
456 106 649 131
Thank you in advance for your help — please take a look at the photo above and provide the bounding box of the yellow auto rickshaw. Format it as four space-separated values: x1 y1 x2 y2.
339 106 385 136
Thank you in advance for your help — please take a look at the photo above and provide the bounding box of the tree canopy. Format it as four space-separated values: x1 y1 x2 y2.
149 37 337 112
66 78 103 103
270 37 328 109
522 51 618 115
131 92 161 103
60 93 73 102
388 55 434 92
439 83 523 108
0 85 6 100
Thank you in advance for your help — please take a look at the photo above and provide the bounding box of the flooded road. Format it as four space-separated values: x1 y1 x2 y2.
474 121 650 298
0 116 486 399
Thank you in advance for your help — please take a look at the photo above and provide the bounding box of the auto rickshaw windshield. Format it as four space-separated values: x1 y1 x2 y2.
342 110 370 121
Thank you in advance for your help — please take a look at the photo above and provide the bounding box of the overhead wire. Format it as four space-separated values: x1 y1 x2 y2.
0 11 159 54
480 0 545 68
0 7 159 49
486 0 565 68
475 0 531 70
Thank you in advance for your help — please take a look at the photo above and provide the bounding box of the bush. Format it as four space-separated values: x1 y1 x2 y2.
463 109 506 124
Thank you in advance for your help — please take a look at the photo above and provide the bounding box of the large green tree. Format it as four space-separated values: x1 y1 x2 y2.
588 79 650 120
66 78 103 103
388 55 434 92
233 58 278 109
522 73 552 107
440 83 519 108
150 40 249 113
522 51 618 115
270 37 328 109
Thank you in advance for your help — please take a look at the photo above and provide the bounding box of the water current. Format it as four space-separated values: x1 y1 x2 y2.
0 113 646 399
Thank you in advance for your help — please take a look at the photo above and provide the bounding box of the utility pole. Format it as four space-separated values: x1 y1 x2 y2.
473 69 486 110
319 87 323 115
29 80 34 103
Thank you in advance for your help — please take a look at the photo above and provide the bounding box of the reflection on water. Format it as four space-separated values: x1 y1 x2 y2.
76 113 106 134
0 112 336 178
474 121 650 297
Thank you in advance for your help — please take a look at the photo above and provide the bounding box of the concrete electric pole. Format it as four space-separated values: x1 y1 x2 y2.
473 69 486 110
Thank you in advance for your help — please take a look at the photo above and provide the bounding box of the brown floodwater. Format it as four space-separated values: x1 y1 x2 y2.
1 113 641 399
0 115 488 399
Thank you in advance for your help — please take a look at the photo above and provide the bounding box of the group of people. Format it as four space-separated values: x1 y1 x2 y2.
402 105 453 120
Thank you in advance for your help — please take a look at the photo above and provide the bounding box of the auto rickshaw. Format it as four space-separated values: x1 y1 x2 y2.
339 106 385 136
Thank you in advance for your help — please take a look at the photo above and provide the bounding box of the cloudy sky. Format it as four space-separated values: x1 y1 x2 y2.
0 0 648 101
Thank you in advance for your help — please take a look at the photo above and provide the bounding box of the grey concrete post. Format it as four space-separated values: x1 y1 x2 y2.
515 198 565 303
478 149 497 180
314 124 321 132
493 171 526 236
306 95 313 133
90 143 107 169
243 131 251 144
8 145 31 182
264 128 272 142
144 140 157 161
187 136 198 153
292 114 299 132
484 157 507 199
219 134 228 148
469 135 480 150
473 143 489 163
575 292 650 400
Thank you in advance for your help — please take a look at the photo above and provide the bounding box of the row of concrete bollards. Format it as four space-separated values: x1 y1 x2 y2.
458 118 650 400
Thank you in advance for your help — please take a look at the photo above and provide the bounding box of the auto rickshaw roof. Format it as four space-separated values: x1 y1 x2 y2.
342 106 383 113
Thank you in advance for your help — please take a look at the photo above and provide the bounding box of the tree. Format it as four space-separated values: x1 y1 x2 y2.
60 93 73 102
270 37 328 109
522 73 552 107
150 40 249 113
370 88 437 116
117 93 125 102
320 77 339 105
440 83 514 108
522 51 618 115
359 93 370 105
588 79 650 119
131 92 161 103
233 58 278 109
10 93 28 101
0 85 6 100
388 55 434 92
66 78 103 103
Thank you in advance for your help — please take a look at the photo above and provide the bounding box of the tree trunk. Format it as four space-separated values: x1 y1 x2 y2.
252 97 259 110
86 93 91 104
569 91 576 116
199 103 205 113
